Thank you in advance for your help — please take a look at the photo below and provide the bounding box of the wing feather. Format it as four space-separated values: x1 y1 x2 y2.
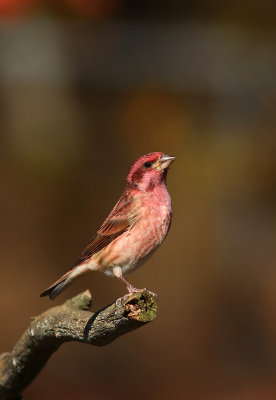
76 192 140 265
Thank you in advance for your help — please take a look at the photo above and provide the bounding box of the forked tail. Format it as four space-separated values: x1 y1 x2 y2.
40 263 90 300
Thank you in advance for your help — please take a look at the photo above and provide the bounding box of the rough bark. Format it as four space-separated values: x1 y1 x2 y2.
0 290 157 400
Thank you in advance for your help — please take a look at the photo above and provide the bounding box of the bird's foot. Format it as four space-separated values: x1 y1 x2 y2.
125 280 157 298
115 275 157 308
126 284 141 294
116 290 139 307
141 288 158 299
115 287 158 308
126 283 158 299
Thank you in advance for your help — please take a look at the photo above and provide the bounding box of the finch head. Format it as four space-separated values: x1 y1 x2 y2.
126 152 175 192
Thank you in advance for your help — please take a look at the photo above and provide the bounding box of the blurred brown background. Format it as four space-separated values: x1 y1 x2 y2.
0 1 276 399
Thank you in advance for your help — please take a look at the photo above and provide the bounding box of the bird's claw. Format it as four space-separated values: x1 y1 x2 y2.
115 288 158 310
142 288 158 299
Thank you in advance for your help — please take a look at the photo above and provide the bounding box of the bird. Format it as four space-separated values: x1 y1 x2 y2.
40 152 175 300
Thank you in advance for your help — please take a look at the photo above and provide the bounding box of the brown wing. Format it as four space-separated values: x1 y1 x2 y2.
76 192 140 264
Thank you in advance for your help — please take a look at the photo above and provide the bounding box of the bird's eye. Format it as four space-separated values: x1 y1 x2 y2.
144 162 152 168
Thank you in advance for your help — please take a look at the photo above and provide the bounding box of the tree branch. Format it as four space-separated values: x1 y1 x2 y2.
0 290 158 400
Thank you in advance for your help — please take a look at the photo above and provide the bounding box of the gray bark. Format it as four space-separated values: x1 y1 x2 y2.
0 290 157 400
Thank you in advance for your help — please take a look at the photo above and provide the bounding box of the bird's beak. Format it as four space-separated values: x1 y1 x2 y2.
155 154 176 171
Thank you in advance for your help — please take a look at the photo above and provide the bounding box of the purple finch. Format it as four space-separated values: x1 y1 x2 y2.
40 152 175 300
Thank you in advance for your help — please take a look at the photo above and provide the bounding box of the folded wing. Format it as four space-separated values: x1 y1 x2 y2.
77 191 140 264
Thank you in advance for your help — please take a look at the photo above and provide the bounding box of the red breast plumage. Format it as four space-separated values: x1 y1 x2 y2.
40 152 175 300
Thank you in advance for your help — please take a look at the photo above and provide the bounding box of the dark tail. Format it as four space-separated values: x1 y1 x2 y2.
40 263 90 300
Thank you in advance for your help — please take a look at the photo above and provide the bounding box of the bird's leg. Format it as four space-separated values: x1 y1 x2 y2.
113 266 139 293
113 267 157 302
119 275 140 293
